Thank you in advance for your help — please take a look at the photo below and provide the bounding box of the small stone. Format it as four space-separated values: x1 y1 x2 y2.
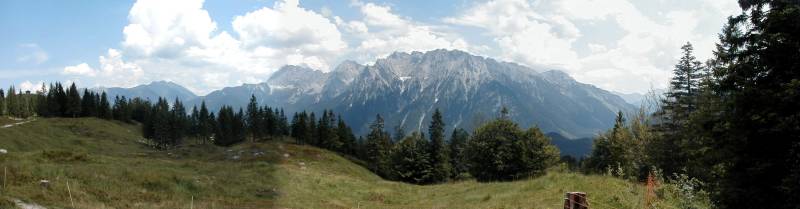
283 153 290 158
39 180 50 188
0 149 7 154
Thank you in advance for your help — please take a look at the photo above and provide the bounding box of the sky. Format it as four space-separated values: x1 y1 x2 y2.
0 0 742 95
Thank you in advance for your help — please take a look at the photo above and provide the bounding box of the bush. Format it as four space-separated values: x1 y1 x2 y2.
466 119 559 181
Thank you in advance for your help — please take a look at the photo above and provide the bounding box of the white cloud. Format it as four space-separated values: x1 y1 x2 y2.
445 0 581 70
19 80 45 93
63 0 741 94
344 2 472 64
98 49 145 87
231 0 346 70
63 63 96 77
446 0 740 93
17 43 49 64
122 0 217 58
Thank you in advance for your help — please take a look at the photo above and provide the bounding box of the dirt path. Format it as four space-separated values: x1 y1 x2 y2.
1 119 35 129
13 199 47 209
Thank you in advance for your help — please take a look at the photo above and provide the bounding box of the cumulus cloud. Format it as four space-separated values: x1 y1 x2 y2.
231 0 346 70
62 0 740 94
446 0 740 93
445 0 581 70
63 63 96 77
122 0 217 58
342 2 473 64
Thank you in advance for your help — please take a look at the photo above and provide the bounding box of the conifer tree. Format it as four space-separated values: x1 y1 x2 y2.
35 84 48 117
6 86 16 117
197 101 211 144
336 115 357 155
0 88 5 116
364 114 393 178
466 118 559 181
391 132 433 184
98 92 112 119
291 112 309 144
168 98 188 146
705 1 800 207
428 109 451 182
65 83 81 117
448 128 470 179
246 95 262 141
586 111 638 177
80 89 96 117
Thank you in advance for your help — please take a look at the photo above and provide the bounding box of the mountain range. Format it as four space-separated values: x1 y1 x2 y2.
100 49 635 145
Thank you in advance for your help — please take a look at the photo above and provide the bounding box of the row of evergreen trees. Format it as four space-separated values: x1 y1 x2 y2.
359 109 560 184
11 82 561 185
0 83 112 119
584 1 800 207
0 86 45 118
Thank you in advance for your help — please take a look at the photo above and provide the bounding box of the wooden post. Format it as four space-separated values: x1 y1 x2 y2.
190 195 194 209
563 192 589 209
67 180 74 208
3 166 6 190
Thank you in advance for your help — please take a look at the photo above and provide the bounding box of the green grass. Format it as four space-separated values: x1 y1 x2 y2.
0 118 697 209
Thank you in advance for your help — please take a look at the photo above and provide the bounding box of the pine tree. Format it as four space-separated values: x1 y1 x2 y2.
428 109 451 183
448 128 469 179
197 101 211 144
308 112 318 145
98 92 112 119
291 112 309 144
466 118 559 181
246 95 262 141
214 106 246 146
393 125 406 143
65 83 81 117
650 42 705 177
586 111 639 178
364 114 393 178
55 83 67 116
336 116 357 155
80 89 96 117
279 109 290 135
706 1 800 207
145 98 172 148
189 105 200 139
35 84 48 117
391 132 433 184
168 98 188 146
0 88 5 116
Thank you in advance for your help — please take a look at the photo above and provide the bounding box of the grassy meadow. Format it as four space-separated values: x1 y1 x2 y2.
0 118 698 208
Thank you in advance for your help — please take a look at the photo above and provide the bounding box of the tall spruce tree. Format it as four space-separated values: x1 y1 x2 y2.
35 85 47 117
98 92 112 119
65 83 81 117
246 95 261 141
706 1 800 207
6 86 16 117
198 101 211 144
651 42 705 177
391 132 433 184
80 89 96 117
0 89 5 116
448 128 470 179
428 109 451 182
364 114 393 178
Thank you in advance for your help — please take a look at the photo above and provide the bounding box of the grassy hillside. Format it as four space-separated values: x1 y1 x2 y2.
0 118 695 208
